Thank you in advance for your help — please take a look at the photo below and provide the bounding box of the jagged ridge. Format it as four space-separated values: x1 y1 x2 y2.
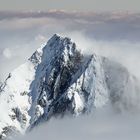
0 34 139 139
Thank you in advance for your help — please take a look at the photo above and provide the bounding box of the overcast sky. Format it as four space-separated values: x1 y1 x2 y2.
0 0 140 12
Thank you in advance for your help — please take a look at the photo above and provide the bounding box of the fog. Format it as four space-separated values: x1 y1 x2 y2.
15 106 140 140
1 11 140 140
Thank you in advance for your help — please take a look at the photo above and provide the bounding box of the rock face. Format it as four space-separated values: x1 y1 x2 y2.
0 34 139 139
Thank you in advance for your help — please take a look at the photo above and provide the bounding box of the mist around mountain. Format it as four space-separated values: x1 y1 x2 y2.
0 34 140 139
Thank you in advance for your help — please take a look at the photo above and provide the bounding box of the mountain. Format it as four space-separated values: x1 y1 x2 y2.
0 34 140 139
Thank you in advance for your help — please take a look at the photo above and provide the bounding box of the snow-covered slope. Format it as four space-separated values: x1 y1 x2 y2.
0 34 139 139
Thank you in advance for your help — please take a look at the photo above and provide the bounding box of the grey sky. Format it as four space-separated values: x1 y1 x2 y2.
0 0 140 12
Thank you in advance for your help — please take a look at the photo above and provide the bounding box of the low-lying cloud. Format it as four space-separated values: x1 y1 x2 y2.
15 106 140 140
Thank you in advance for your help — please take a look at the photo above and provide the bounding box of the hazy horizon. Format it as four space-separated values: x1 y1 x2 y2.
0 0 140 12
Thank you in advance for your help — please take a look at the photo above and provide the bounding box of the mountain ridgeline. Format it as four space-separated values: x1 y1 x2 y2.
0 34 140 139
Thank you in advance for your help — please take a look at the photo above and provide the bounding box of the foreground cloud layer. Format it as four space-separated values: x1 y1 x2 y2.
15 106 140 140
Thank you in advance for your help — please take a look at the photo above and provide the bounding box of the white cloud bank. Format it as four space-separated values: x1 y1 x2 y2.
15 106 140 140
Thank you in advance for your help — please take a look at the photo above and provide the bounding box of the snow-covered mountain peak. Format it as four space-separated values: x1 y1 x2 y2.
29 34 79 67
0 34 140 139
0 34 85 139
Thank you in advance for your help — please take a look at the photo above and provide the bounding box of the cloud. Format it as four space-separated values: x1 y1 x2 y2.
0 11 140 80
14 106 140 140
2 48 12 59
0 11 140 42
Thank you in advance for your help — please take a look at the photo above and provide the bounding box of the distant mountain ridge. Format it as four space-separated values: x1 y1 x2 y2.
0 34 139 139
